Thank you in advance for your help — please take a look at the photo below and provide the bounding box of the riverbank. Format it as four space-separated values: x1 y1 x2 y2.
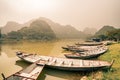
99 43 120 79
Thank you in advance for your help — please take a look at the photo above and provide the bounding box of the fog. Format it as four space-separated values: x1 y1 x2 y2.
0 0 120 30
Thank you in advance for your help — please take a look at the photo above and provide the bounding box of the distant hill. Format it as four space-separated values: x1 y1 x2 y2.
1 21 22 34
17 20 56 40
1 17 89 39
95 25 116 35
94 26 120 41
1 20 34 34
38 17 88 39
83 27 97 35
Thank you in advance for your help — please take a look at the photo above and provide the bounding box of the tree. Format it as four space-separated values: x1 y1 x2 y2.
114 29 120 41
98 35 107 41
94 27 120 41
7 31 23 40
105 29 120 41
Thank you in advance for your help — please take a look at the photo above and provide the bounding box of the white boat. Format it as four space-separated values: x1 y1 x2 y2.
64 46 108 59
5 60 45 80
16 52 114 71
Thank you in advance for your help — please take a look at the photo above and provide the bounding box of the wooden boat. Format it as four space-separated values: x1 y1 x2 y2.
64 46 108 59
5 60 45 80
75 42 103 46
16 52 114 71
62 45 105 52
62 45 77 50
62 45 87 52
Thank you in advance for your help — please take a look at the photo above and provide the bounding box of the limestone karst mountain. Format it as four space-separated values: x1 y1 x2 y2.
1 17 88 39
38 17 87 39
17 20 56 40
95 25 116 35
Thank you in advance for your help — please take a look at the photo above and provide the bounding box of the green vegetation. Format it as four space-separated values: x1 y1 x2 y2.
97 29 120 41
95 25 115 35
94 26 120 42
99 43 120 79
106 29 120 41
7 31 22 40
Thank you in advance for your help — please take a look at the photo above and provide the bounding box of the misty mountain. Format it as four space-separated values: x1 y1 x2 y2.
38 17 87 39
94 26 120 41
95 25 116 35
7 20 56 40
1 21 22 34
22 19 35 27
1 17 88 39
1 20 34 34
83 27 97 35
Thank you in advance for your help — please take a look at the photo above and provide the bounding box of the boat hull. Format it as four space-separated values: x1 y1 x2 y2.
45 65 109 71
64 54 102 59
75 43 103 46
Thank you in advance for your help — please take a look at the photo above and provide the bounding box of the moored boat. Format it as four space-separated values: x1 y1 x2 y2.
62 45 105 52
62 45 85 52
5 60 45 80
64 46 108 59
16 52 114 71
62 45 93 52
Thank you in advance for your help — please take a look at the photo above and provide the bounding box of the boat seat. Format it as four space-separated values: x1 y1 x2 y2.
57 61 64 66
48 59 57 65
30 68 40 75
80 60 84 66
20 73 32 77
37 60 45 66
68 61 73 66
47 57 53 62
47 58 50 62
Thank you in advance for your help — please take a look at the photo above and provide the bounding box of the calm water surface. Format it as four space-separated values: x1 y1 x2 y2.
0 39 96 80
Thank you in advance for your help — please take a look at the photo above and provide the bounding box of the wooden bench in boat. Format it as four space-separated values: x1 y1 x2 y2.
57 61 64 66
68 61 73 66
37 60 46 66
48 58 57 65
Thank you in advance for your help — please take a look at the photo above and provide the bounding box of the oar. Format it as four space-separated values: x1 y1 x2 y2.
1 73 7 80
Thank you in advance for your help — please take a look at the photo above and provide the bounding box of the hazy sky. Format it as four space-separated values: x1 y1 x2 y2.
0 0 120 30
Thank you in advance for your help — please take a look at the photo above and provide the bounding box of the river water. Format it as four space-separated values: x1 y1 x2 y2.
0 39 97 80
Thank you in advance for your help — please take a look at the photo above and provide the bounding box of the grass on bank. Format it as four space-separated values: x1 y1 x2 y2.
100 43 120 79
87 43 120 80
